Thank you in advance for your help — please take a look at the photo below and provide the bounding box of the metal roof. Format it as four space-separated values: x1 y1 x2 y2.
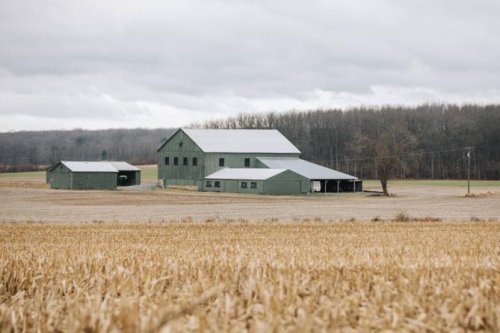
106 161 140 171
61 161 118 173
55 161 141 173
205 168 288 180
182 129 301 154
257 157 357 180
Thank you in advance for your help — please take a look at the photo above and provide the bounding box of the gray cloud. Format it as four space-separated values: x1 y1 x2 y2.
1 0 500 131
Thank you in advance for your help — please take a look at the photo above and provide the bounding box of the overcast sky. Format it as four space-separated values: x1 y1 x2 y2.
1 0 499 132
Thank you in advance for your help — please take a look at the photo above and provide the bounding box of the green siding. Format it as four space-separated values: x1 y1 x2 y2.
224 180 238 193
71 172 117 189
263 170 309 195
202 179 232 192
203 179 263 194
237 180 262 194
135 171 141 185
264 181 301 194
48 164 71 189
157 130 204 187
166 178 198 186
201 170 308 195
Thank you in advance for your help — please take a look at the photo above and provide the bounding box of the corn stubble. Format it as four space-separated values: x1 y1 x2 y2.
0 222 499 332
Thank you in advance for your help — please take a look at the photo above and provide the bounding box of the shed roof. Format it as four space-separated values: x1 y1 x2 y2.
257 157 357 180
60 161 118 173
159 129 301 154
106 161 140 171
50 161 141 173
205 168 288 180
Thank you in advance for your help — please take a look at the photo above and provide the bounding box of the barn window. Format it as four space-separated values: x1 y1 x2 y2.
192 157 198 166
183 157 188 166
206 181 212 187
250 182 257 189
219 158 225 167
165 157 169 165
244 158 250 167
174 157 179 165
241 182 247 189
214 181 220 188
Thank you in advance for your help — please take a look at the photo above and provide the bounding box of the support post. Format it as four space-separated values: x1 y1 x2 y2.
467 151 471 195
465 147 474 195
336 180 340 193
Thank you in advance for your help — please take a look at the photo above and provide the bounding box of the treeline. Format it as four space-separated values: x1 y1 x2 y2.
0 128 175 172
197 104 500 180
1 104 499 179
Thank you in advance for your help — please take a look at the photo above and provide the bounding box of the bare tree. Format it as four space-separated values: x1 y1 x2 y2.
373 124 418 196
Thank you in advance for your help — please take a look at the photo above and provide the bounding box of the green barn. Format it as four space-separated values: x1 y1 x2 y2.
47 161 141 190
157 129 361 195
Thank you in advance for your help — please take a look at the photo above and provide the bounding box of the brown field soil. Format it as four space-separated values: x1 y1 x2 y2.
0 184 499 222
0 169 499 222
1 222 499 332
0 172 48 189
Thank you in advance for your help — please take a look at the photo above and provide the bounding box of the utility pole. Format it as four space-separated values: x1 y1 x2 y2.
465 147 474 195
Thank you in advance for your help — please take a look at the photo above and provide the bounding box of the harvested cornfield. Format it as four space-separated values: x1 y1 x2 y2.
0 221 499 332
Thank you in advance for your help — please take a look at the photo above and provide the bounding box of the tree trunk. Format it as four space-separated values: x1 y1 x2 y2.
380 178 389 196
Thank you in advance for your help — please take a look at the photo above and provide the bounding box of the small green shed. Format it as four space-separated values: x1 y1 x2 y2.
47 161 118 190
203 168 309 195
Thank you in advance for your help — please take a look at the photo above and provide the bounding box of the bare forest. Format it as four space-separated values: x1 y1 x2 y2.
0 128 175 172
199 104 500 180
1 104 499 179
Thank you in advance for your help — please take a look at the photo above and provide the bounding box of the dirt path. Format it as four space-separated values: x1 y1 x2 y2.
1 185 499 222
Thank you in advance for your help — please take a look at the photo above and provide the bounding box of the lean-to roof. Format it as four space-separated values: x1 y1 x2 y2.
205 168 288 180
106 161 140 171
257 157 357 180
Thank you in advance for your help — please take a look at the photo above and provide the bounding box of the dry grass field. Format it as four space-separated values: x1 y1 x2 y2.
1 184 500 223
1 221 499 332
1 170 499 331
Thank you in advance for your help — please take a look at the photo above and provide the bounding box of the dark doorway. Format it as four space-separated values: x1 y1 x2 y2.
117 171 137 186
314 179 362 193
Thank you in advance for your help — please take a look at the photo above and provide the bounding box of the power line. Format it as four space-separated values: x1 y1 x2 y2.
335 146 476 163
